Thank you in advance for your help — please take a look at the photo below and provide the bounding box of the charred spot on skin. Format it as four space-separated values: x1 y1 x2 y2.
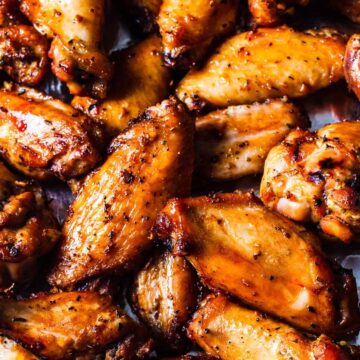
308 171 325 184
120 170 135 184
320 158 336 169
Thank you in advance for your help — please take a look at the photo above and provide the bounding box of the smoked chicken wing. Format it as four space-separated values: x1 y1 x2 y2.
0 291 151 359
132 251 198 351
0 85 103 181
344 34 360 101
177 26 346 111
155 192 360 336
158 0 240 68
248 0 310 27
20 0 113 98
0 160 60 290
195 99 308 181
188 294 352 360
0 335 40 360
260 121 360 243
72 36 171 136
48 98 194 288
0 25 48 86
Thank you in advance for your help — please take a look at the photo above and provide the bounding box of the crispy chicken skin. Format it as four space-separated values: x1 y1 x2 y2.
0 161 60 289
72 36 172 136
0 335 40 359
188 294 351 360
248 0 310 27
20 0 113 98
0 86 103 181
195 99 308 181
48 98 194 288
0 25 48 86
330 0 360 24
132 251 198 351
176 26 346 111
155 192 360 336
0 291 149 359
158 0 240 68
344 34 360 101
260 121 360 243
122 0 162 33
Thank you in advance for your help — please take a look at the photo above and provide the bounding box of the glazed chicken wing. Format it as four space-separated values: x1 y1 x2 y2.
176 26 346 111
0 85 103 181
155 192 360 336
344 34 360 101
261 121 360 243
248 0 310 27
20 0 113 98
0 160 60 290
0 291 150 359
195 99 308 181
72 36 172 136
0 335 40 360
132 251 198 351
0 25 48 86
158 0 240 68
48 98 194 288
330 0 360 23
189 294 352 360
122 0 162 33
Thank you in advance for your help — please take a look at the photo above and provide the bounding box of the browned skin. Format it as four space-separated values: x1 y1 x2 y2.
330 0 360 23
0 0 26 26
132 251 198 351
155 192 360 337
0 86 103 181
162 356 216 360
105 336 154 360
0 335 40 360
122 0 162 33
344 34 360 101
20 0 113 99
260 121 360 243
72 36 172 136
248 0 310 26
158 0 240 68
0 292 150 360
0 25 48 86
195 99 308 181
48 98 194 288
0 161 60 261
188 294 351 360
176 26 346 111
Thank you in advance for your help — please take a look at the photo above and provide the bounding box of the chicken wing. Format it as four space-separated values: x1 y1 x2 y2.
72 36 172 136
0 85 103 180
330 0 360 24
344 34 360 101
20 0 113 98
122 0 162 33
158 0 240 68
188 294 352 360
0 25 48 86
176 26 346 111
260 121 360 243
155 192 360 336
248 0 309 27
0 335 40 360
0 160 60 290
132 251 198 351
0 291 150 359
48 98 194 288
195 99 308 181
